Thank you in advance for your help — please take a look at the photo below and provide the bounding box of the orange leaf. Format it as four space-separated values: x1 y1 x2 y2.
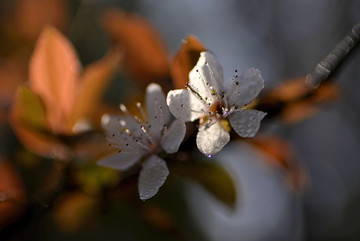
249 135 307 191
14 0 69 41
141 204 175 231
71 48 121 131
30 25 80 134
0 61 24 107
9 87 71 159
102 9 169 86
281 101 319 124
53 192 98 233
256 77 339 123
171 35 206 89
267 77 311 102
10 119 71 159
0 160 26 229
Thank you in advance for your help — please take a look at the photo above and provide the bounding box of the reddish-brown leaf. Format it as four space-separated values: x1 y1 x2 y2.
0 160 26 229
9 87 71 159
249 135 307 191
281 101 319 124
0 61 24 107
14 0 69 41
53 191 98 233
102 9 169 86
256 77 339 123
71 48 122 131
171 35 206 89
141 204 175 231
30 25 80 134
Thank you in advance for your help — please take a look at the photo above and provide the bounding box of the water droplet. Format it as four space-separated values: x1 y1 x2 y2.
207 155 212 158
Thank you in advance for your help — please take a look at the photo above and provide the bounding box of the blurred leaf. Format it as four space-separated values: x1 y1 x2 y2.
10 120 71 159
0 61 24 107
171 159 236 209
266 77 311 102
249 135 308 191
72 47 122 130
30 25 80 134
256 77 339 123
9 86 71 159
0 160 26 229
74 164 120 195
281 101 318 123
12 86 47 130
14 0 69 41
102 9 170 87
53 191 98 234
39 161 66 194
171 35 206 89
141 204 175 231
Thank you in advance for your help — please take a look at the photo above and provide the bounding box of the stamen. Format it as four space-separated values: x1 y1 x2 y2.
136 102 148 122
195 69 214 99
140 125 155 146
186 82 210 106
205 61 222 99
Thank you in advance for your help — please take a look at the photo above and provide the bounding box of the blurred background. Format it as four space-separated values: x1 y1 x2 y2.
0 0 360 240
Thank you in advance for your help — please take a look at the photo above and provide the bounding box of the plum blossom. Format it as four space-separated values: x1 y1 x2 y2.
167 51 266 156
98 83 186 200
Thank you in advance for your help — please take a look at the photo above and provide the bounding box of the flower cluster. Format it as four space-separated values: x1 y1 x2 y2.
99 51 266 199
167 52 266 156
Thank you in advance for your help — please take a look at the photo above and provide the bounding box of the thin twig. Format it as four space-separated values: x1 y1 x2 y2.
306 22 360 88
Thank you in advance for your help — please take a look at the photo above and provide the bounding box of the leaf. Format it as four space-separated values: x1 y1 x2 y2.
10 120 70 159
281 101 319 123
171 159 236 209
0 160 26 229
256 77 339 123
171 35 206 89
30 25 80 134
72 48 122 131
74 163 120 195
141 204 175 230
53 192 98 233
101 9 169 86
12 86 47 130
9 85 70 159
0 61 24 107
249 135 307 191
14 0 69 41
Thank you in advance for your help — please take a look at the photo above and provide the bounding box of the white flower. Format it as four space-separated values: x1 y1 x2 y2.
167 51 266 156
98 83 186 200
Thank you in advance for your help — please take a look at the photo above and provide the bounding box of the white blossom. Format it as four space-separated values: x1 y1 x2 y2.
98 83 186 200
167 51 266 156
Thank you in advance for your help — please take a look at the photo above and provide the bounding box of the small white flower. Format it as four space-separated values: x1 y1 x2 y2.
167 51 266 156
98 83 186 200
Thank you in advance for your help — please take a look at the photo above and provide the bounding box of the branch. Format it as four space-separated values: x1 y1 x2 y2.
306 22 360 88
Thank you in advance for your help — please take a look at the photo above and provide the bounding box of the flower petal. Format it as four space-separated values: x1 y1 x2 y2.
97 152 142 170
189 52 224 100
196 121 230 156
138 155 169 200
146 83 170 140
225 68 264 106
166 89 204 122
161 119 186 154
101 114 121 136
229 110 266 138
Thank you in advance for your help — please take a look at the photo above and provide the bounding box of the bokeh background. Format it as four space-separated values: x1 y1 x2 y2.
1 0 360 240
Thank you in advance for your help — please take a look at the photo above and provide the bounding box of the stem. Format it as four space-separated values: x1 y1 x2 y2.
306 22 360 88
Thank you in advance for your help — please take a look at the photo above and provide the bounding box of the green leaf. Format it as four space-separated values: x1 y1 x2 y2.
17 85 47 130
171 158 237 209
